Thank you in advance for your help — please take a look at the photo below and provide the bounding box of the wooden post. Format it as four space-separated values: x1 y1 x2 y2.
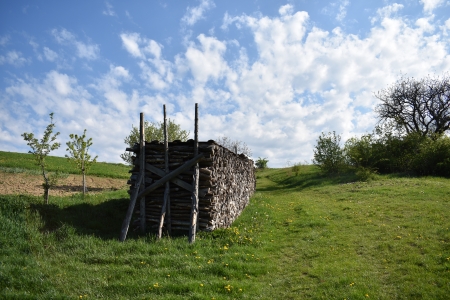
120 171 144 241
158 105 170 238
189 103 199 244
140 113 146 234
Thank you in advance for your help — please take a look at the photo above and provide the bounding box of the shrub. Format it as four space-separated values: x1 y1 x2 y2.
255 157 269 169
313 131 345 174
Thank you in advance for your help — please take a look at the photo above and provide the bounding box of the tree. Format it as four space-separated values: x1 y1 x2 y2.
216 136 252 157
121 119 190 165
22 113 61 204
255 157 268 169
65 129 98 196
375 73 450 136
312 131 345 174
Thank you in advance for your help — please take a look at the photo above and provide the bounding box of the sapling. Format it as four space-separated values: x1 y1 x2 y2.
65 129 98 197
22 112 61 204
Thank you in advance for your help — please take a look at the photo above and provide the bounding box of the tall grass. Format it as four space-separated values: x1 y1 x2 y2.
1 166 449 299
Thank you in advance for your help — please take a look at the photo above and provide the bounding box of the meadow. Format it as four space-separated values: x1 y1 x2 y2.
1 152 449 299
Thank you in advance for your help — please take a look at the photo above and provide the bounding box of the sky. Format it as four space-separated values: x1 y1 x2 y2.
1 0 450 167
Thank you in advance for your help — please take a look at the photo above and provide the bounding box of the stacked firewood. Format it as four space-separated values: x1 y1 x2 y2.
127 140 255 232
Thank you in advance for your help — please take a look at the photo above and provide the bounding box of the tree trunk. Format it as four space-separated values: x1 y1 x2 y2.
82 160 87 197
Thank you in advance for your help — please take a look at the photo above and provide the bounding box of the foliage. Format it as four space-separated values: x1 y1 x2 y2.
255 157 268 169
121 119 190 165
21 113 61 204
66 129 98 195
411 134 450 176
0 151 130 179
216 136 252 157
312 131 345 174
1 167 449 299
375 73 450 136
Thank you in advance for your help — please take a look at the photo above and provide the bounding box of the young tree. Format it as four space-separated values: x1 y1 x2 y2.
22 112 61 204
255 157 269 169
65 129 98 196
375 73 450 136
121 119 190 165
313 131 345 174
216 136 252 157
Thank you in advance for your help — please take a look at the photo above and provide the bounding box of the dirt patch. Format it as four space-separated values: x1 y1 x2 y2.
0 172 128 197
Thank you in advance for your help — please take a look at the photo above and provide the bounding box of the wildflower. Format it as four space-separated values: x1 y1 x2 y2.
200 283 204 287
365 294 369 297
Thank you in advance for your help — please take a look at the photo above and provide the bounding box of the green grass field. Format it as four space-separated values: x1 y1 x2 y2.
0 151 130 179
1 153 449 299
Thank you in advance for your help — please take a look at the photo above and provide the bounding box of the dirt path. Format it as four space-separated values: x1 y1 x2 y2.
0 172 128 197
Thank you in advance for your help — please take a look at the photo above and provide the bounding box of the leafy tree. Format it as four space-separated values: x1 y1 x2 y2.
65 129 98 196
375 73 450 136
216 136 252 157
312 131 345 174
22 112 61 204
121 119 190 165
255 157 268 169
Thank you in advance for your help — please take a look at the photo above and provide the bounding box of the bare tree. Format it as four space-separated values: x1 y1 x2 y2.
216 136 252 157
375 73 450 136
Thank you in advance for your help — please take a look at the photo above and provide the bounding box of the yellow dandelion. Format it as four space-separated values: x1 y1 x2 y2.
200 283 204 287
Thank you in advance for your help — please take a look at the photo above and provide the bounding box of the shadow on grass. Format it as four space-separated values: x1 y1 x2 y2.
257 169 359 193
29 197 190 241
30 198 134 240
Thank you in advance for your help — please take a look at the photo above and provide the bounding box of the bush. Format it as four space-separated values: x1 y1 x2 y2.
313 131 345 174
255 157 269 169
412 135 450 176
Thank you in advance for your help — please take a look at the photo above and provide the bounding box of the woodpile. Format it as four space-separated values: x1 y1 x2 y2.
127 139 255 232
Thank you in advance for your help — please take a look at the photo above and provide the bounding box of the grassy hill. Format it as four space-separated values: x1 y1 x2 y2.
0 151 130 179
1 161 449 299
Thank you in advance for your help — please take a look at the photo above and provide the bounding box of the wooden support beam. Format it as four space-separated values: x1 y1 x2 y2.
119 171 144 242
139 112 146 234
158 105 170 238
146 163 194 192
189 103 199 244
137 152 204 199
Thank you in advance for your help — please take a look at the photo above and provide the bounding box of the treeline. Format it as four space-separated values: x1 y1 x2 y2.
314 73 450 179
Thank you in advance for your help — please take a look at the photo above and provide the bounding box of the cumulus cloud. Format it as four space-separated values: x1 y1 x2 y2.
0 51 28 66
120 32 173 90
43 47 58 61
181 0 215 26
51 28 99 60
420 0 444 13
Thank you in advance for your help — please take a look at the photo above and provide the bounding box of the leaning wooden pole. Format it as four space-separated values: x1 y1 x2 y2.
120 169 144 241
158 105 170 238
139 112 146 234
189 103 199 244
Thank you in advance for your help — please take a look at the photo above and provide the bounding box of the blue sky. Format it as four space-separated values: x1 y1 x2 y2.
1 0 450 167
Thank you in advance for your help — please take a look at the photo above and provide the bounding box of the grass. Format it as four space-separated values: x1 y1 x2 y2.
0 151 130 179
1 163 449 299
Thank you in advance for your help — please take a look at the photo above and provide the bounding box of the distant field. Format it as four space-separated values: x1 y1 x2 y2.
0 151 130 179
1 163 449 299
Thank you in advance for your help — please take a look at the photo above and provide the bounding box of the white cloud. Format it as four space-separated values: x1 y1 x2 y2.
371 3 404 24
0 51 28 66
102 1 116 16
51 28 99 60
420 0 444 13
120 32 173 90
181 0 215 26
43 47 58 61
0 35 10 46
120 32 143 58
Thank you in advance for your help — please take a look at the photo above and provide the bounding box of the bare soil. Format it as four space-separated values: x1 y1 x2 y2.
0 172 128 197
